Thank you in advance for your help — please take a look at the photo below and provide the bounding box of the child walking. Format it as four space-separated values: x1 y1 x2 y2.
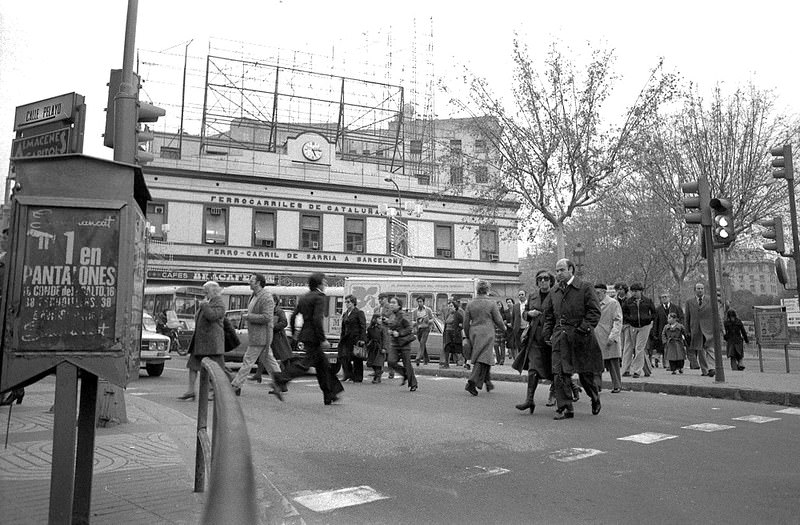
662 312 687 374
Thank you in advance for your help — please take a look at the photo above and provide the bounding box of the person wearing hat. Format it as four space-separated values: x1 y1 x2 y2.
593 282 623 393
513 268 556 413
620 282 657 379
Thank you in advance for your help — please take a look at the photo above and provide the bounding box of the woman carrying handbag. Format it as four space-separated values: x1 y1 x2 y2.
386 297 418 391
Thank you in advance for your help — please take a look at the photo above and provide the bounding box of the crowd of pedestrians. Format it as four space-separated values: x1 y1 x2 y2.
172 265 747 417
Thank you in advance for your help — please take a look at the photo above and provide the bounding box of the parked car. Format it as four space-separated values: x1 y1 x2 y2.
140 312 172 376
223 309 339 367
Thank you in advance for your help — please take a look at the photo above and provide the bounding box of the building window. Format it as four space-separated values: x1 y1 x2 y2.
410 139 423 154
474 138 487 153
204 207 227 244
450 166 464 185
301 215 322 250
253 211 275 248
345 218 365 253
146 202 166 240
159 146 180 160
389 218 408 256
479 227 498 261
474 165 489 184
435 224 453 258
416 173 430 185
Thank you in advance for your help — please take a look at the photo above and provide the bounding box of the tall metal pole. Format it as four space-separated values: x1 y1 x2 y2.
786 174 800 298
113 0 139 163
385 177 404 276
179 39 193 160
704 208 726 383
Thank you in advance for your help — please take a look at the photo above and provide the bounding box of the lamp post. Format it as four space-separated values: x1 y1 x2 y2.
572 243 585 277
384 177 405 276
178 39 193 160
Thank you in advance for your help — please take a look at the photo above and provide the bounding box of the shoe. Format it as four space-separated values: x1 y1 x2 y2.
622 372 631 377
644 373 651 377
465 381 478 396
388 372 395 379
400 377 407 386
707 370 716 377
372 376 381 384
654 358 660 368
234 387 241 396
464 364 471 370
572 386 581 402
324 395 339 405
178 392 195 400
591 398 601 415
553 410 574 420
672 370 676 375
738 366 746 371
409 385 418 392
545 394 556 407
415 361 420 366
678 369 683 374
270 381 285 402
611 388 621 393
632 373 640 379
486 381 494 393
247 375 263 383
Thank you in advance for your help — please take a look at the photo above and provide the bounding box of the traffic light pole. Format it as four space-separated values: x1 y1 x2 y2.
786 175 800 297
113 0 139 164
702 221 726 383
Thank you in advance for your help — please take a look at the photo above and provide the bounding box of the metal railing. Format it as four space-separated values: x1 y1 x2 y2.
194 358 262 524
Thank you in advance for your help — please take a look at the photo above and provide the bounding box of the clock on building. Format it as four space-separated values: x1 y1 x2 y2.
301 140 323 161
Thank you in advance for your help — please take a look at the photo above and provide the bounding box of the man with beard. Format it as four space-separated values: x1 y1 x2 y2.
513 269 555 414
543 259 604 420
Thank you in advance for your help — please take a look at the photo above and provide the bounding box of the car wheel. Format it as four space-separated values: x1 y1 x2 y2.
145 363 165 377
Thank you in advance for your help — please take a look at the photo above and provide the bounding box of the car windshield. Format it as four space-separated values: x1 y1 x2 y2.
142 312 157 332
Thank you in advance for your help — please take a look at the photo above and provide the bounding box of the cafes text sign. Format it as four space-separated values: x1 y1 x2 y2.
18 207 120 351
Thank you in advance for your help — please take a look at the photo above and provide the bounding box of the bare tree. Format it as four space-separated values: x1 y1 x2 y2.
442 38 676 258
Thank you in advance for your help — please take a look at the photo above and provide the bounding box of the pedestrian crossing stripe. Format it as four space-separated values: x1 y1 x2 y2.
618 432 678 444
292 485 389 512
732 415 781 424
549 448 606 462
681 423 735 432
776 408 800 415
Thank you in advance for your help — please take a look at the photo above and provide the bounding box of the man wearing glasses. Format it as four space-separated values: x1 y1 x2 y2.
651 291 683 369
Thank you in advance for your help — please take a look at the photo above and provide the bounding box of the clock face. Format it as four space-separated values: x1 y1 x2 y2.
302 141 323 161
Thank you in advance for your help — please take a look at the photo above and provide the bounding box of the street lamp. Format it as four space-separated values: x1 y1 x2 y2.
384 177 402 212
572 243 585 277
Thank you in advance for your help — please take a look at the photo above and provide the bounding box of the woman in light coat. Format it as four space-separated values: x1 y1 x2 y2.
593 283 623 393
464 281 506 396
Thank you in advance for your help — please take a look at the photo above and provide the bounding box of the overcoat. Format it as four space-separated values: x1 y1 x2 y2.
595 294 623 360
292 289 327 345
652 301 683 353
365 315 386 368
685 296 714 350
191 295 225 356
514 291 553 379
246 287 275 347
443 309 464 354
463 294 506 366
542 278 603 374
339 306 367 357
271 304 293 362
662 322 688 362
723 318 749 360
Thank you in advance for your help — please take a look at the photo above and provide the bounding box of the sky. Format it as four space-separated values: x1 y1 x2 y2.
2 0 799 198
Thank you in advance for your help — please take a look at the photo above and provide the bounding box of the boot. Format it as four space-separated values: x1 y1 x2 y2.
515 373 537 413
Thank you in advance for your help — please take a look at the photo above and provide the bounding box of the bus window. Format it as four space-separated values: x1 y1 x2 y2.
435 293 450 319
452 293 472 311
411 293 434 308
229 295 249 310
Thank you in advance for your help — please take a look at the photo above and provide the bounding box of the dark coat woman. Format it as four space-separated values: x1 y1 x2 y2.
275 273 343 405
180 281 226 400
442 300 463 368
463 282 506 396
366 313 386 382
723 309 749 371
340 294 367 382
386 297 418 391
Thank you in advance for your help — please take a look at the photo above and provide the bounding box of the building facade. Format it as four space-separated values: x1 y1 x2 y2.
724 254 780 297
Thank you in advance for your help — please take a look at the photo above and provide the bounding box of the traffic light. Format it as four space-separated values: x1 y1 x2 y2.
761 216 785 254
681 178 710 225
771 144 794 180
710 198 735 246
103 69 165 164
775 256 798 290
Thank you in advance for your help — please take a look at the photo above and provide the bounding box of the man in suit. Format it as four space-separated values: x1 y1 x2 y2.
231 273 275 396
651 291 683 368
685 282 716 377
543 259 604 419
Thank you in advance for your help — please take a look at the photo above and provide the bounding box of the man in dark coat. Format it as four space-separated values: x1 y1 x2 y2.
651 290 683 368
275 273 343 404
685 282 716 377
543 258 603 419
513 269 555 414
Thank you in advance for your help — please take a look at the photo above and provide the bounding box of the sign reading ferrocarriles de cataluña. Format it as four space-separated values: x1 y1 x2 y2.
18 206 120 351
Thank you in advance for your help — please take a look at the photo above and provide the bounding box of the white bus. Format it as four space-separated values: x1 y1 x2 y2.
343 277 478 319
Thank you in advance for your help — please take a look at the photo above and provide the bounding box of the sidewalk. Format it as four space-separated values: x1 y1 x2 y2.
414 349 800 407
0 377 203 524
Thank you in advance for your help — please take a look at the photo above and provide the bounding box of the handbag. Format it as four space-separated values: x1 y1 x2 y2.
223 317 240 352
353 341 368 359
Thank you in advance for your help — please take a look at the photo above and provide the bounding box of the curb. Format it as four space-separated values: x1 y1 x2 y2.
413 367 800 408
